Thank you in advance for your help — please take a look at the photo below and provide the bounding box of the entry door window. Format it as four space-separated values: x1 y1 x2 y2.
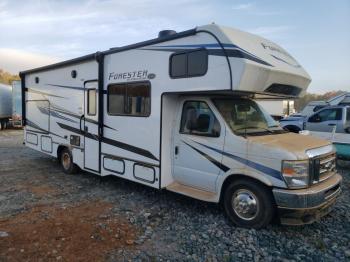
180 101 220 137
87 89 97 116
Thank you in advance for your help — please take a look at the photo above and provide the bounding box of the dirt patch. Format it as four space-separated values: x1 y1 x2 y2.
10 182 62 198
26 184 60 197
0 201 138 261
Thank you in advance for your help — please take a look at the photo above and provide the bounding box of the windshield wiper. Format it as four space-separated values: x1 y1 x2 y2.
235 126 273 134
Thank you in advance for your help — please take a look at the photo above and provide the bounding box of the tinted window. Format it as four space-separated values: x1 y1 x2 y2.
170 49 208 78
347 108 350 121
170 53 187 77
87 89 96 116
108 82 151 116
188 49 208 76
180 101 220 137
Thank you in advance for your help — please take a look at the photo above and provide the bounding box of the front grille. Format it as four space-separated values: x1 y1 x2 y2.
310 153 336 184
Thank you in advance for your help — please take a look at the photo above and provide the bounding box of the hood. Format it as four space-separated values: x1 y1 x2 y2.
247 132 331 159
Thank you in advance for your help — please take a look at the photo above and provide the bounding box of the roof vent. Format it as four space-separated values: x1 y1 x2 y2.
158 30 176 38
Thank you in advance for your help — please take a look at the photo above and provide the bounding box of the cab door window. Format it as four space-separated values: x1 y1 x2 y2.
180 101 220 137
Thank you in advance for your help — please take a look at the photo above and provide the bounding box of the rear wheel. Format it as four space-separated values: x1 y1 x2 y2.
60 148 79 174
223 179 275 229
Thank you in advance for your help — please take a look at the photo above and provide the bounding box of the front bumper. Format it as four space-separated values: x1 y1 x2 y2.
272 174 342 225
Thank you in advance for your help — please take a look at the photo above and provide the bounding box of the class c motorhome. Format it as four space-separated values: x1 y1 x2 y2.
20 24 342 228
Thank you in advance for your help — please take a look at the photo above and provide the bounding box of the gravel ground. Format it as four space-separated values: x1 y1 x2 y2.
0 129 349 261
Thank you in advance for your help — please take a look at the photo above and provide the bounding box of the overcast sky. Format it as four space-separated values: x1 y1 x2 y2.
0 0 349 93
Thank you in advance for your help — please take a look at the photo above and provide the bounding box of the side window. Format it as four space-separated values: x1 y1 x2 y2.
180 101 220 137
170 49 208 78
309 108 342 122
347 108 350 121
87 89 97 116
108 82 151 117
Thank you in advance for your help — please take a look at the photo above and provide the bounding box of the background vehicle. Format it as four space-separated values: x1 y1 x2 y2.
280 93 350 132
301 105 350 162
279 101 328 132
0 83 12 130
12 80 22 126
20 24 342 228
305 105 350 133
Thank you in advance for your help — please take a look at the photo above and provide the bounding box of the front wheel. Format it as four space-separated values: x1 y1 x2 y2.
223 179 275 229
60 148 79 174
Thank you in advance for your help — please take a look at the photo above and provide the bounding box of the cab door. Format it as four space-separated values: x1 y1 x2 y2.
173 100 225 192
83 81 100 172
306 107 343 132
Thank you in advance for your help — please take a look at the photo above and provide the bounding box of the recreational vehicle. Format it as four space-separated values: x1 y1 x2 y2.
20 24 342 228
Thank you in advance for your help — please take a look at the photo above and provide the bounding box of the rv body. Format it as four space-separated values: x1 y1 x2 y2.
0 83 12 130
20 24 342 228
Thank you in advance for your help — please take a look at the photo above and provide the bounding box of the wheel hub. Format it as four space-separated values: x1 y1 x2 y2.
62 153 71 170
232 189 259 221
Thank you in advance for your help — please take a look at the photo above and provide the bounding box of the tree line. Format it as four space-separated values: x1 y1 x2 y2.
0 69 20 85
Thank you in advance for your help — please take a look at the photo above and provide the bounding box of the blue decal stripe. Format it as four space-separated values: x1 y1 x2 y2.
155 43 239 49
193 141 283 181
37 106 77 124
145 43 273 67
46 84 85 91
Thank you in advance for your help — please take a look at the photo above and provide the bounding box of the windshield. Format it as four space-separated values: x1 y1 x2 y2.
213 98 282 135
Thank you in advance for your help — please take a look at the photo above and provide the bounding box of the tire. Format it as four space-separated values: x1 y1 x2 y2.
337 159 350 169
223 179 275 229
60 148 79 174
283 125 300 133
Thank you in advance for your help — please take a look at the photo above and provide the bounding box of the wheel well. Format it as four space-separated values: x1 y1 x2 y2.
284 125 301 133
57 145 67 161
219 174 272 204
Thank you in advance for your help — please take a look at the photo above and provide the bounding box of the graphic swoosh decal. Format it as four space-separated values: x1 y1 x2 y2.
142 43 273 67
57 122 158 162
193 141 283 181
183 141 229 172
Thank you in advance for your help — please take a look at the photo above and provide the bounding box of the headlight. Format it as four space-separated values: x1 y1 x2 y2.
282 160 309 188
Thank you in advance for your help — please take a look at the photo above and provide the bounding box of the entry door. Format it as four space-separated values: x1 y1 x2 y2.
173 100 225 192
84 81 99 172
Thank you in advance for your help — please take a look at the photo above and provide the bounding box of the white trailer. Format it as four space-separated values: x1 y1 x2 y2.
12 80 22 126
256 99 295 120
20 24 342 228
0 83 12 130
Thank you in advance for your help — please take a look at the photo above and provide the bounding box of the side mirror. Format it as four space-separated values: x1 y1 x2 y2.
309 115 321 123
345 127 350 134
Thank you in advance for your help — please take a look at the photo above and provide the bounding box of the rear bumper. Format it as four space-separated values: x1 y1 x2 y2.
272 174 342 225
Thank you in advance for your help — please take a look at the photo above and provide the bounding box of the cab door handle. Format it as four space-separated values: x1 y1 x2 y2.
175 146 179 155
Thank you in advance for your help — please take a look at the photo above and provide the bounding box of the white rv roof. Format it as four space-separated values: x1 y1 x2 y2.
198 24 311 97
21 24 311 98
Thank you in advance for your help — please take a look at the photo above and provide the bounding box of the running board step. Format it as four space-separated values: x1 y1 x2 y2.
166 182 218 202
